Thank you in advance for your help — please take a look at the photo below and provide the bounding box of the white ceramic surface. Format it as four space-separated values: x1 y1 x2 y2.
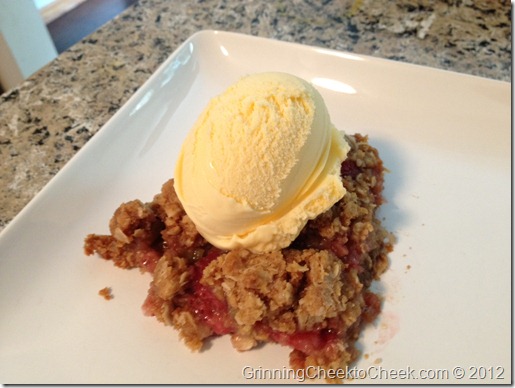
0 31 511 384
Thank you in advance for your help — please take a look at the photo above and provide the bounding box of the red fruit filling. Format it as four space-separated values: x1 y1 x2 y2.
187 249 236 335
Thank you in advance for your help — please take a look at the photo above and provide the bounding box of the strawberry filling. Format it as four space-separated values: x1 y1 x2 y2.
187 248 236 335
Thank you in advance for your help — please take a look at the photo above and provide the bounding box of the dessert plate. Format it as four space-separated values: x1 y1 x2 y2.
0 30 510 384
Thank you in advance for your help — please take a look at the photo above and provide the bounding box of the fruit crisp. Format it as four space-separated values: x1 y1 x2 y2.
84 133 393 382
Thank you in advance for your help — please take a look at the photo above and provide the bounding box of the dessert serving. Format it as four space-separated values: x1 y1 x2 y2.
84 72 393 382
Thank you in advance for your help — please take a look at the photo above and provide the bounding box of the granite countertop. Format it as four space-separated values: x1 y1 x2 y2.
0 0 511 232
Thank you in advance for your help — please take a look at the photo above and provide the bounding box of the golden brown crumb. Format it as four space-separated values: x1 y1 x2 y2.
98 287 113 300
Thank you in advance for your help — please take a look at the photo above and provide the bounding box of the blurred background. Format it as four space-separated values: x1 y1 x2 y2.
0 0 136 92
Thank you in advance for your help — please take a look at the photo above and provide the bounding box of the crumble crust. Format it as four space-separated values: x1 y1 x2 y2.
98 287 114 300
84 133 394 382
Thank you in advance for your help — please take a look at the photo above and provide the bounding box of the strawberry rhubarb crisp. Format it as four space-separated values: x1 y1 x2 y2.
84 133 392 380
84 73 393 382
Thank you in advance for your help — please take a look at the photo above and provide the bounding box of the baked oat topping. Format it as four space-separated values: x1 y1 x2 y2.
98 287 113 300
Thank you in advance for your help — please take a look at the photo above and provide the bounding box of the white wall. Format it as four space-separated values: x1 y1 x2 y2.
0 0 58 91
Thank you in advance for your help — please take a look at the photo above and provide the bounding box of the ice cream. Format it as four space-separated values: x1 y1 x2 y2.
174 72 350 253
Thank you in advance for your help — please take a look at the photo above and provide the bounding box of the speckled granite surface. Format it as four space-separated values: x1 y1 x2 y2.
0 0 511 231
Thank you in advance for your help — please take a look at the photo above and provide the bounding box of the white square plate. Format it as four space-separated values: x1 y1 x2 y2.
0 30 510 384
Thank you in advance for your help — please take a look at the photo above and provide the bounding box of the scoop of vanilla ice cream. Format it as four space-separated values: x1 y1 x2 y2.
174 72 350 253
